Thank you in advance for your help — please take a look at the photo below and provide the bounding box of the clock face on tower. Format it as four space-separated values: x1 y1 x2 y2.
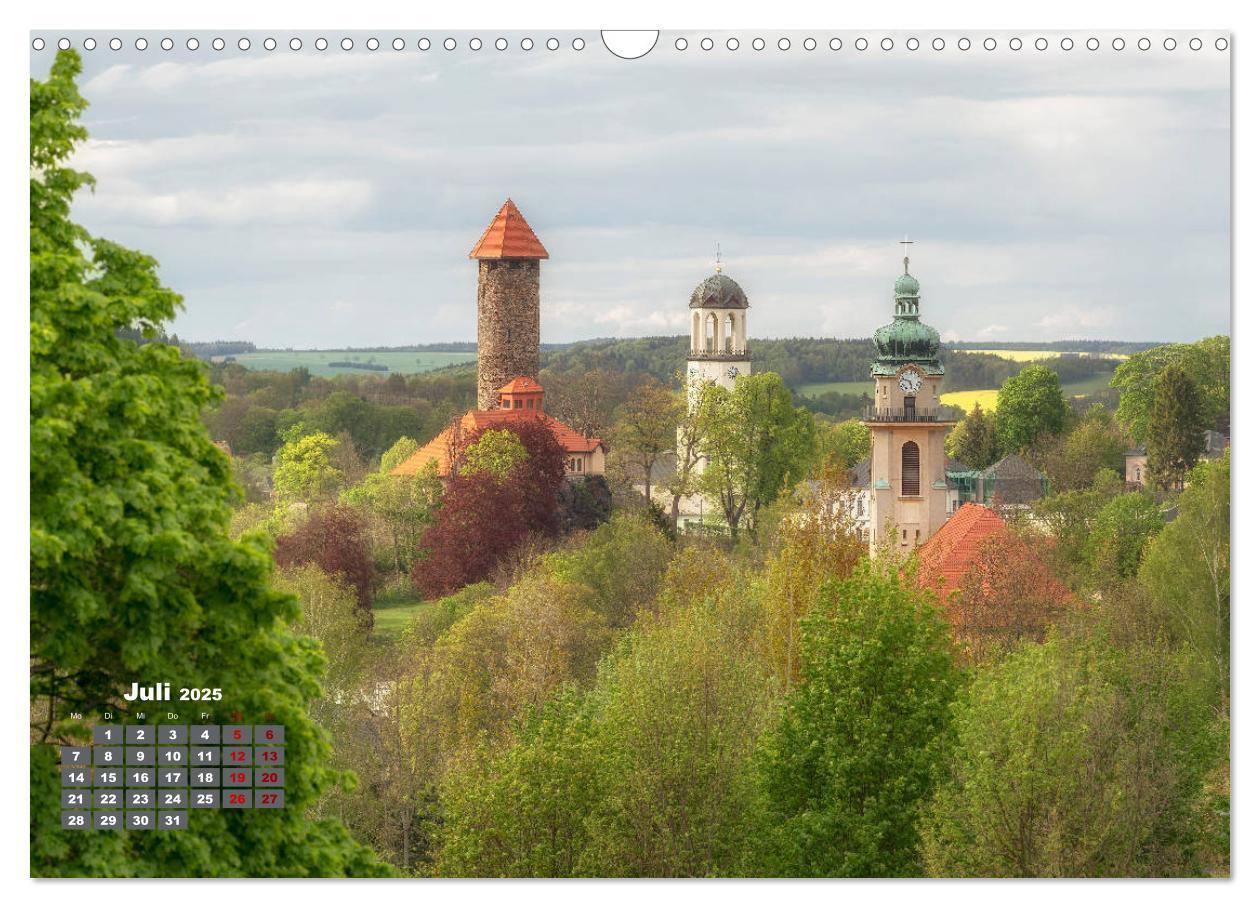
898 369 923 394
726 366 739 379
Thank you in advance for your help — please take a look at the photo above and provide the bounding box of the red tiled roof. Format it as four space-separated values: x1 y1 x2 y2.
917 503 1010 599
391 409 602 477
498 376 544 394
468 199 549 260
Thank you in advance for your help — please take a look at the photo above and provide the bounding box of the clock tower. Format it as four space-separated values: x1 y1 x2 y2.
863 247 955 556
685 261 752 409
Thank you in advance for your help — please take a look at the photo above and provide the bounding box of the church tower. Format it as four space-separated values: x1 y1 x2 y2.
685 259 752 409
469 199 549 410
864 245 955 556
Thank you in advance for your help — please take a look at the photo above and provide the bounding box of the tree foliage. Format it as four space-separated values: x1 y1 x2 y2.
1112 336 1229 446
921 634 1223 877
1146 364 1208 490
755 563 960 877
272 429 343 503
29 50 384 877
995 364 1071 455
946 403 1000 470
697 372 817 539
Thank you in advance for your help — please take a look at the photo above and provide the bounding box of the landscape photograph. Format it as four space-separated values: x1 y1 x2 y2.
28 29 1231 881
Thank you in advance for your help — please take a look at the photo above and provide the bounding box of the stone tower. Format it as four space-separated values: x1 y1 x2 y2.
469 199 549 410
684 266 752 410
863 249 956 556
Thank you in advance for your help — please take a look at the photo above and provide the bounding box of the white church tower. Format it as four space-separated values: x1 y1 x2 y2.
685 257 752 407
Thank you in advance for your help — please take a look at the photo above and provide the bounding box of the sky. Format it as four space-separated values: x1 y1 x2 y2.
32 30 1231 348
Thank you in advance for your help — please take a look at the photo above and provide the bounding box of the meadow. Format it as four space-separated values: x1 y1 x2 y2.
223 350 477 377
794 380 872 398
959 349 1129 362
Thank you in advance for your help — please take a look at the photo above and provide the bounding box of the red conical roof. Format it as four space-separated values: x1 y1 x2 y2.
469 199 549 259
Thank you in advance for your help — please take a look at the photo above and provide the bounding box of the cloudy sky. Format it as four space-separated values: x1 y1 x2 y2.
33 30 1230 347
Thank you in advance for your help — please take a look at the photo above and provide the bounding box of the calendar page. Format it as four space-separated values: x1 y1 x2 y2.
26 7 1234 890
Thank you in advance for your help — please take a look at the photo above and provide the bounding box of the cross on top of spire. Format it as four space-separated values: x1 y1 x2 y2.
900 235 914 275
715 242 723 274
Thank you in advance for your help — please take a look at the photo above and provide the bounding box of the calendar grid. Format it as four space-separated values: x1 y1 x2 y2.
59 724 285 830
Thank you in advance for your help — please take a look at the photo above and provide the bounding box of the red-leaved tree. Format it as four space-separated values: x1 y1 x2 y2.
274 504 376 613
412 417 568 598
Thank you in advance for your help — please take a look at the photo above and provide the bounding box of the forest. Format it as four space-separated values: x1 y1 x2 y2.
30 50 1229 879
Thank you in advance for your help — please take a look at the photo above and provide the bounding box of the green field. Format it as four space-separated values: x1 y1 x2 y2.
795 380 873 398
222 350 477 377
960 349 1129 362
371 598 434 642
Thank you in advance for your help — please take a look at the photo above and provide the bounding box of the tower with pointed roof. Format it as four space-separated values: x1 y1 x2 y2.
863 246 956 556
469 199 549 409
685 256 752 409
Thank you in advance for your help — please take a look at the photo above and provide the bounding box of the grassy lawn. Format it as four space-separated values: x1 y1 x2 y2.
795 380 872 398
225 350 477 377
371 598 434 643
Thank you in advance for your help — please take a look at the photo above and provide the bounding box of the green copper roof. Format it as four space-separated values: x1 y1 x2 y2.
871 267 944 376
894 273 920 298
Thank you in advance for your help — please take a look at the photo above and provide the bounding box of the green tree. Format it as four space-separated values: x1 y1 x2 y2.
816 418 871 472
946 402 1000 470
273 565 373 714
921 634 1223 877
1146 364 1208 490
29 50 384 876
341 461 443 573
698 372 817 539
755 562 961 877
1084 492 1164 583
995 364 1071 455
543 513 674 628
1041 406 1128 492
612 377 682 503
379 435 420 473
1112 336 1229 446
435 688 602 877
1139 454 1230 716
458 428 528 480
272 429 343 503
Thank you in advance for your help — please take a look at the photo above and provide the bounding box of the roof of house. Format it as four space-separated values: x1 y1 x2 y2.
980 453 1046 505
468 199 549 260
391 409 603 478
498 376 545 394
916 503 1010 598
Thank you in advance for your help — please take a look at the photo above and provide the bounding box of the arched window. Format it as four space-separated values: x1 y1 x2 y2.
901 441 920 496
725 313 736 353
705 313 718 353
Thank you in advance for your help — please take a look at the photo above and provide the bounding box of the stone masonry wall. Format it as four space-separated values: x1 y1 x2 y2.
476 259 541 409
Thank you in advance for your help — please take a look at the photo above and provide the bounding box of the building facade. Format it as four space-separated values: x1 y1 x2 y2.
863 254 955 555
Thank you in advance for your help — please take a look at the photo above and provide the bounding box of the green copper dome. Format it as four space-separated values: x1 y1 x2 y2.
894 273 920 298
871 267 944 376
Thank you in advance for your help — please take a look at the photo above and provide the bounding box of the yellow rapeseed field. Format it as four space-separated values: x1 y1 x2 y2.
940 389 1000 412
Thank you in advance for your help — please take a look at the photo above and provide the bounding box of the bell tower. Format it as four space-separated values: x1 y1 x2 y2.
684 252 752 410
863 242 955 556
469 199 549 410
